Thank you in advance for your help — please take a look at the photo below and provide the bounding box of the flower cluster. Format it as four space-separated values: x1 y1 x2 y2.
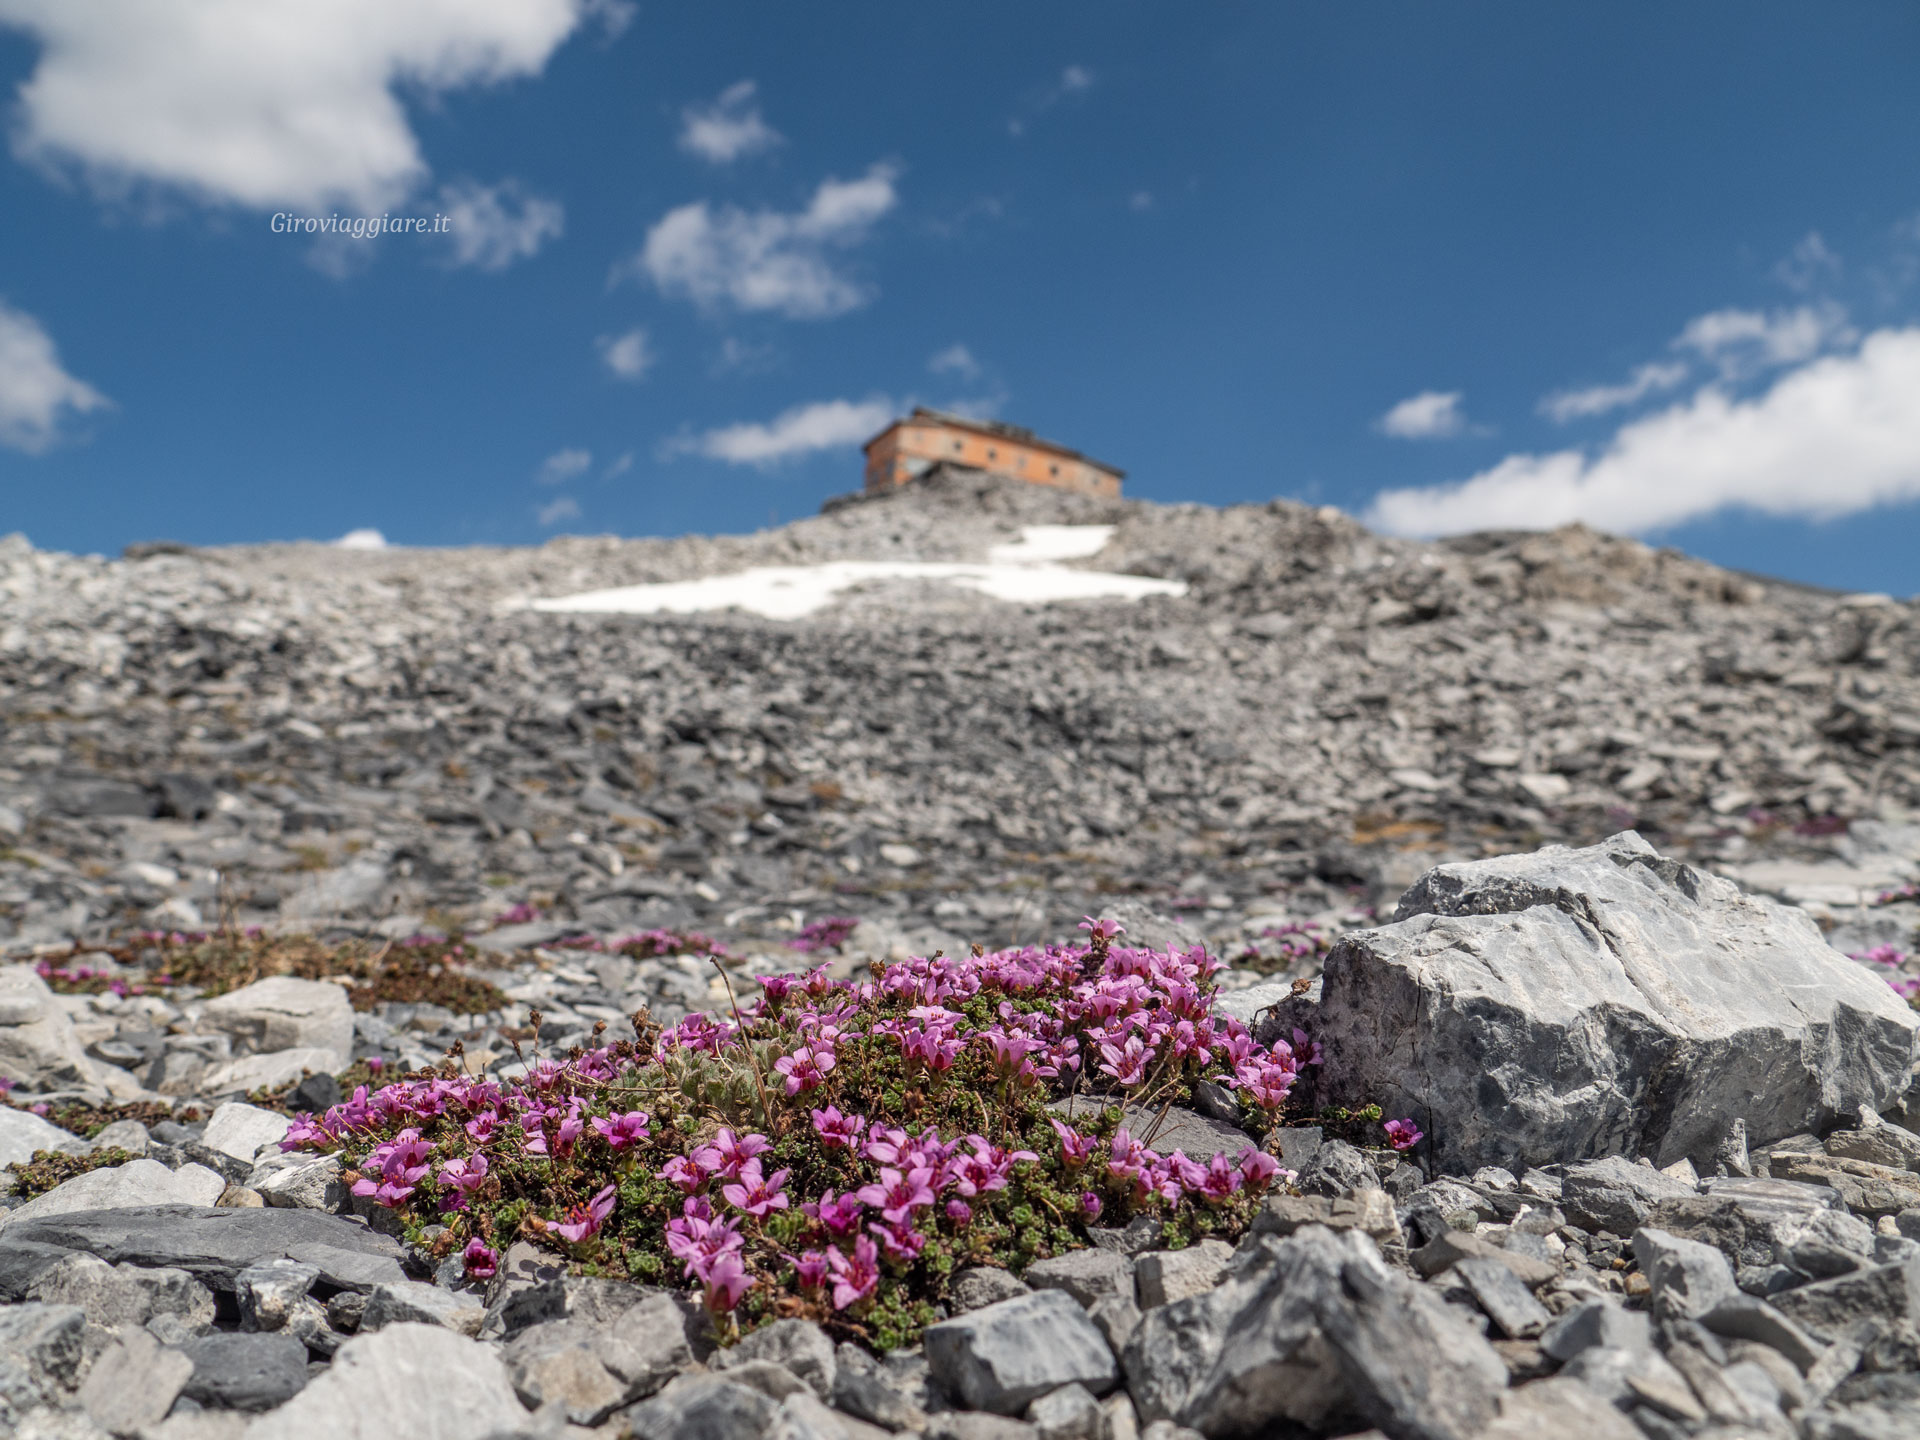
286 919 1340 1350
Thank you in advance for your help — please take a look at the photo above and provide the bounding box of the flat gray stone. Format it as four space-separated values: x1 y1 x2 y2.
78 1329 194 1433
712 1318 835 1400
623 1373 781 1440
1025 1248 1135 1308
242 1323 525 1440
178 1332 309 1412
1561 1156 1695 1235
925 1288 1119 1415
361 1280 483 1337
200 979 353 1065
0 1159 225 1228
0 1108 88 1174
0 1204 408 1297
199 1049 343 1098
1453 1255 1552 1338
1296 833 1920 1172
1478 1377 1643 1440
1699 1293 1824 1372
1539 1299 1651 1361
0 966 103 1094
950 1267 1031 1313
1771 1255 1920 1341
1134 1241 1232 1310
199 1104 292 1166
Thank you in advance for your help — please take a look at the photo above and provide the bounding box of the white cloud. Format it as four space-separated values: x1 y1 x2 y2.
0 0 596 211
0 299 109 453
1775 231 1841 292
1009 64 1095 136
334 528 387 549
1129 191 1153 212
1538 361 1689 423
712 337 780 375
602 450 633 478
630 164 899 319
928 344 979 379
672 396 893 467
598 328 655 380
537 495 581 527
1376 390 1469 439
1673 302 1853 378
1060 65 1094 93
536 447 592 484
1367 327 1920 538
438 179 563 271
677 80 782 164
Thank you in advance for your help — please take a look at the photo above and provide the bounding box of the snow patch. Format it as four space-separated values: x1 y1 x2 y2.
516 525 1181 621
334 529 388 550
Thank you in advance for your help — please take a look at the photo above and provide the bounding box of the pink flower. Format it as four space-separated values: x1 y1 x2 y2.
1049 1118 1097 1167
1237 1147 1282 1189
945 1198 973 1226
811 1106 864 1150
591 1110 651 1150
856 1167 937 1225
548 1183 616 1245
1078 916 1124 942
658 1154 711 1194
721 1158 791 1218
703 1128 772 1180
1384 1118 1424 1152
949 1138 1037 1198
1291 1027 1325 1066
1081 1191 1103 1220
869 1218 927 1261
1097 1033 1154 1087
826 1235 880 1310
790 1250 830 1291
436 1152 489 1209
774 1043 837 1096
698 1250 754 1311
462 1240 498 1279
804 1189 866 1236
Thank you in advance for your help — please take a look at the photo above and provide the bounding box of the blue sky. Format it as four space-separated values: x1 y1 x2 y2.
2 2 1919 593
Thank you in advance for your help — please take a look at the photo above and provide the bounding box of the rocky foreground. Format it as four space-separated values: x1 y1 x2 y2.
0 834 1918 1439
3 478 1920 1438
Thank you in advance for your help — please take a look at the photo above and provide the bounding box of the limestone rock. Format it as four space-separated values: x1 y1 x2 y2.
0 1158 224 1229
1294 833 1920 1172
0 966 102 1094
199 1103 292 1165
0 1108 88 1174
78 1328 194 1434
924 1288 1119 1415
200 979 352 1067
241 1323 526 1440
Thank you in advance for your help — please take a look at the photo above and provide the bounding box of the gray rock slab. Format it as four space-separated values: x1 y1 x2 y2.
0 1204 409 1296
1539 1298 1651 1361
200 979 353 1064
0 966 103 1094
241 1322 527 1440
1453 1255 1552 1338
178 1332 309 1412
1698 1293 1824 1372
1561 1156 1696 1235
23 1250 154 1328
198 1049 343 1098
1024 1248 1136 1308
1478 1376 1643 1440
712 1318 835 1400
1123 1223 1504 1438
950 1267 1031 1313
623 1373 781 1440
1771 1256 1920 1341
1134 1240 1233 1310
831 1344 928 1432
0 1158 225 1228
925 1288 1119 1414
199 1104 292 1165
1299 833 1920 1172
0 1108 89 1173
361 1280 483 1336
78 1328 194 1434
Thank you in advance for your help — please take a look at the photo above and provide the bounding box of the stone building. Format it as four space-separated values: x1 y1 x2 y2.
862 407 1123 498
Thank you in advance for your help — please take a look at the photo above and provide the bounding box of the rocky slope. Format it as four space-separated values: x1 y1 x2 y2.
4 470 1920 969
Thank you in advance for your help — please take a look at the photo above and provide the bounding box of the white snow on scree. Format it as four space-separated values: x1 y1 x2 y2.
515 525 1186 620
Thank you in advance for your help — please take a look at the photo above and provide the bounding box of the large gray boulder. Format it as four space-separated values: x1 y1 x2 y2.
1289 833 1920 1172
0 1158 225 1229
0 1110 88 1175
